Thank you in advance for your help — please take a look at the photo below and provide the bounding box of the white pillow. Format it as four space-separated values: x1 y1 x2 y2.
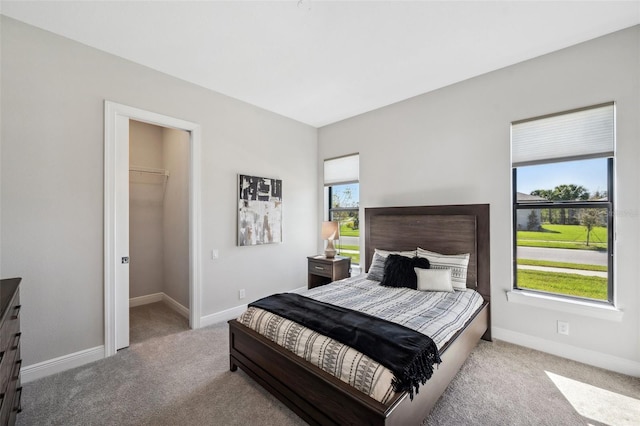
417 247 470 290
374 248 416 258
414 268 454 292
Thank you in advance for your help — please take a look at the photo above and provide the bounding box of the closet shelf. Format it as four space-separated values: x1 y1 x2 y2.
129 165 169 199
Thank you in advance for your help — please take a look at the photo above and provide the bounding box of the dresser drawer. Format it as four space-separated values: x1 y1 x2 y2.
0 278 21 426
0 359 20 426
0 295 20 355
7 385 21 426
308 260 332 278
0 333 20 398
0 296 20 402
0 392 6 426
1 318 20 357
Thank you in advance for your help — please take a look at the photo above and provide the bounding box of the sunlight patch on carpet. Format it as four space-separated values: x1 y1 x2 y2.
545 371 640 426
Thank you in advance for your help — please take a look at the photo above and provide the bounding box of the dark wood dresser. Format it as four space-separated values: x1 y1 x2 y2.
0 278 22 426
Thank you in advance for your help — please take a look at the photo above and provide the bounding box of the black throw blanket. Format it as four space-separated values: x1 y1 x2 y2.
249 293 441 399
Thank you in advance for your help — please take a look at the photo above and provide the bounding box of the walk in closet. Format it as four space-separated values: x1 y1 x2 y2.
128 120 190 335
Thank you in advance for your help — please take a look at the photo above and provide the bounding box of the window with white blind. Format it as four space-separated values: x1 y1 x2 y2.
324 154 360 265
512 103 614 303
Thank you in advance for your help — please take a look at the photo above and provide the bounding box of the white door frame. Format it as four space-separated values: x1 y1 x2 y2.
104 100 202 357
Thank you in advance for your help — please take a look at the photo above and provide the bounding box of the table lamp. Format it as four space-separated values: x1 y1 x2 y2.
321 221 339 258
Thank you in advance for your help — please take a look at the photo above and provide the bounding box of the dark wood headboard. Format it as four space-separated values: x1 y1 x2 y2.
364 204 490 303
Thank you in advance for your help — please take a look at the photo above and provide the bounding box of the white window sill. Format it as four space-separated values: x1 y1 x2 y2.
506 290 623 322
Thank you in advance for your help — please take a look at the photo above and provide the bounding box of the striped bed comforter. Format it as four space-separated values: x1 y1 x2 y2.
236 274 484 404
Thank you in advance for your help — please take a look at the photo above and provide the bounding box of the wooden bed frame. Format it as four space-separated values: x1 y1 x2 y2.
229 204 491 425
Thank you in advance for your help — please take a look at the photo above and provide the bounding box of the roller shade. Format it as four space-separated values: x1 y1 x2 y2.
324 154 359 186
512 103 614 167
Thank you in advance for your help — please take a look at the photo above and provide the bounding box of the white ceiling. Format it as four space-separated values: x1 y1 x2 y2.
2 1 639 127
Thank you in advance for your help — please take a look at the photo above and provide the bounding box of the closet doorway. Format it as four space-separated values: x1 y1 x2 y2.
129 121 190 343
104 101 202 357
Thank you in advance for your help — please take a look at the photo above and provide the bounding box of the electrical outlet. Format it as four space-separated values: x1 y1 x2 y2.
557 320 569 335
239 289 246 299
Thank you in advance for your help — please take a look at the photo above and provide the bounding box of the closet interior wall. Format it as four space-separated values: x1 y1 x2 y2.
129 120 190 311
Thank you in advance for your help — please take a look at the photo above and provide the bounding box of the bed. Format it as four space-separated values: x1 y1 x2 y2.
228 204 491 425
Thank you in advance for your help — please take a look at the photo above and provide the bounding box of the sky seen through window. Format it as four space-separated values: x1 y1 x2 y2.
517 158 608 197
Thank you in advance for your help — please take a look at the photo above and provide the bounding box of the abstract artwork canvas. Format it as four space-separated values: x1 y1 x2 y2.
238 174 283 246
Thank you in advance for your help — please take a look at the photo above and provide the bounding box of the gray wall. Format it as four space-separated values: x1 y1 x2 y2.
319 26 640 368
129 120 165 299
1 17 317 366
162 127 190 307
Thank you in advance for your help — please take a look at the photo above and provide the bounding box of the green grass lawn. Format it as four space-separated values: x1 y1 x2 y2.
338 251 360 265
339 252 360 265
517 224 607 250
339 222 360 237
516 225 608 297
517 269 607 300
336 244 360 265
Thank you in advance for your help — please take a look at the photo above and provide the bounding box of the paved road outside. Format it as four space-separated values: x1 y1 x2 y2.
517 246 608 266
337 235 359 254
339 240 608 264
518 264 607 277
339 235 359 246
336 240 608 274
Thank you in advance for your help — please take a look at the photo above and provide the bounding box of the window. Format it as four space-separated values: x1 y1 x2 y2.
512 103 614 303
324 154 360 265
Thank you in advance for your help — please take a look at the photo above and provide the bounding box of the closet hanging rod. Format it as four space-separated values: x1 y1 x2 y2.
129 165 169 176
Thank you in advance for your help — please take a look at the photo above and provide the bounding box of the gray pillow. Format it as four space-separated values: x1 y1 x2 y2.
366 252 387 281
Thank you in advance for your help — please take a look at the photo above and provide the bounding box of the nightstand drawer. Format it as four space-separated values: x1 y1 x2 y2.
308 260 332 278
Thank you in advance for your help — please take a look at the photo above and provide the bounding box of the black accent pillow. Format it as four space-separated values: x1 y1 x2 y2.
380 255 430 290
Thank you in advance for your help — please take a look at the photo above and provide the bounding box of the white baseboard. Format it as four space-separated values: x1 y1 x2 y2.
21 300 289 382
199 287 307 327
200 304 248 327
493 326 640 377
162 293 189 319
129 293 163 307
21 346 105 384
129 292 189 319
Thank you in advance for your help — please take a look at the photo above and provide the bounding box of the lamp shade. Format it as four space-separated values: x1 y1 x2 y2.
321 221 339 240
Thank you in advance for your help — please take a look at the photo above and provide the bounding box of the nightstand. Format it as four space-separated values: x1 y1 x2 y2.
307 255 351 289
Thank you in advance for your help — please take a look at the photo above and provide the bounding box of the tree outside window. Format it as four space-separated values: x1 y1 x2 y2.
329 183 359 264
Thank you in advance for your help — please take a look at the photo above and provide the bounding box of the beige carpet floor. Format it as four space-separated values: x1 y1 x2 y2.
129 302 189 345
17 303 640 425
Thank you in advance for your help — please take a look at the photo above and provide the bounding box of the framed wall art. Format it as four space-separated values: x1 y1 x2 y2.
238 174 282 246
